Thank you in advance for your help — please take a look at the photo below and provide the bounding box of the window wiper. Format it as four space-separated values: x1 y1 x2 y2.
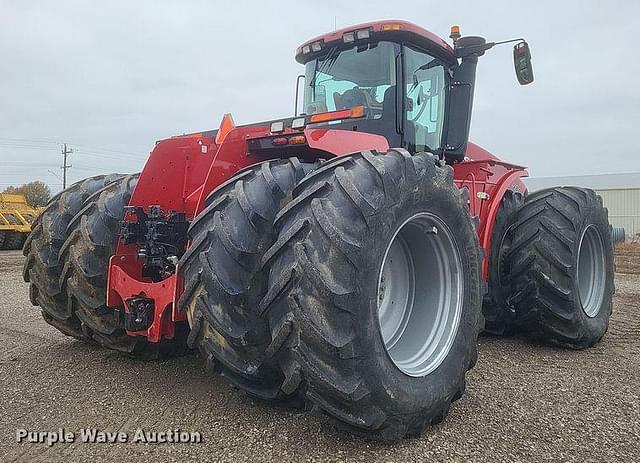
309 46 339 88
417 57 444 72
408 58 444 94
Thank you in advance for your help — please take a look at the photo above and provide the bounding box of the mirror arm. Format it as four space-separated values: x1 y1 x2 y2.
454 43 493 59
444 35 532 162
493 37 525 46
454 37 526 59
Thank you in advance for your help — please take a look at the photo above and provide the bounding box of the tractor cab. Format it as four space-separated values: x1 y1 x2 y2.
295 20 533 162
299 27 450 155
301 39 448 155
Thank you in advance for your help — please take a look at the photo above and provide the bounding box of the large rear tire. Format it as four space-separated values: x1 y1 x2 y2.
505 187 614 348
24 174 126 339
260 150 483 440
24 174 189 358
179 158 316 399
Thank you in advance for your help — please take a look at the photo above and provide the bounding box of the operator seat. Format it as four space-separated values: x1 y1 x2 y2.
334 88 368 110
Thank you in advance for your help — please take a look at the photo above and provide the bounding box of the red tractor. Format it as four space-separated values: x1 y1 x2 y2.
23 21 614 440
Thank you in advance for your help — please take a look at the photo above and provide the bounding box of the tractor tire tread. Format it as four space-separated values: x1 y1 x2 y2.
506 186 614 348
179 158 317 399
260 150 483 440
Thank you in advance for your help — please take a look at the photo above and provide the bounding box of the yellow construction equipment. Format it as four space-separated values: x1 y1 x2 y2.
0 193 38 250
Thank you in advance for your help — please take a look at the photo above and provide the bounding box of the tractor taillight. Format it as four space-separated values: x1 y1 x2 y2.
289 135 306 145
272 135 306 146
248 134 309 152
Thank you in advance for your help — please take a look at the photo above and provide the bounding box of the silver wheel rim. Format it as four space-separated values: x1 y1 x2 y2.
577 224 606 318
377 212 463 377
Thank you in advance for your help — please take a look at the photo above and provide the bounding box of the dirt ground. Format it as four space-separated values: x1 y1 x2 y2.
615 242 640 274
0 249 638 463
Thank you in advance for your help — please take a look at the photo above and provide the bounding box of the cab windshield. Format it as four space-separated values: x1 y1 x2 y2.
302 40 448 153
303 41 398 117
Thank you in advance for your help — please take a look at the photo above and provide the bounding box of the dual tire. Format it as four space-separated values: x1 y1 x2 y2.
178 158 316 399
484 187 614 348
180 151 483 439
23 174 189 358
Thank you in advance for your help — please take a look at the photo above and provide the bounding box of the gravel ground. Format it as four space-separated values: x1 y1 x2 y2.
0 249 638 462
615 242 640 274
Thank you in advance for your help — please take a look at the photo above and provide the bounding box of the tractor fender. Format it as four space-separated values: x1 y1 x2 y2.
454 142 529 280
304 128 389 156
472 169 527 280
194 128 390 214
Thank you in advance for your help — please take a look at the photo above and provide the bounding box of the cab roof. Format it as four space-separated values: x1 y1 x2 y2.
296 20 455 64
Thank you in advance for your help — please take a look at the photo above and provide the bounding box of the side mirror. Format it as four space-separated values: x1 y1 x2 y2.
513 41 534 85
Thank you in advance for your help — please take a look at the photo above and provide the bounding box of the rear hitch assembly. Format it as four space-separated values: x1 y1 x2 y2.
119 205 190 281
123 296 155 332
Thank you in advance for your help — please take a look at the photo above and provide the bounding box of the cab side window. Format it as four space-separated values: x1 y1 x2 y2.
403 46 447 152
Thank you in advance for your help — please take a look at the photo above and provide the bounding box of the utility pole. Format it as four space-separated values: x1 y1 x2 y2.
61 143 72 189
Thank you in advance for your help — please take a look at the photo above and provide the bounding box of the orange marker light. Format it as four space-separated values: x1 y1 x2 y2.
382 24 402 31
309 106 366 124
310 108 350 123
350 106 365 118
450 25 461 41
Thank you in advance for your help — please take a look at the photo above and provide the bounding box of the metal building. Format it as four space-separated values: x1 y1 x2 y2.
524 173 640 240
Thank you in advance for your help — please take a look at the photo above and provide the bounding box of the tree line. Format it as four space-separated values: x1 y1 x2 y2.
2 181 51 207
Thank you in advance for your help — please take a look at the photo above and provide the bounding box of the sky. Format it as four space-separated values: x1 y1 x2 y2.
1 0 639 193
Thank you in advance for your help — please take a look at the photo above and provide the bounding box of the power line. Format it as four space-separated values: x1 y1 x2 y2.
0 138 147 160
0 145 146 162
3 159 136 171
0 143 59 150
73 144 146 158
3 162 58 167
74 150 144 162
0 137 61 144
0 138 147 157
48 169 63 182
0 143 140 158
